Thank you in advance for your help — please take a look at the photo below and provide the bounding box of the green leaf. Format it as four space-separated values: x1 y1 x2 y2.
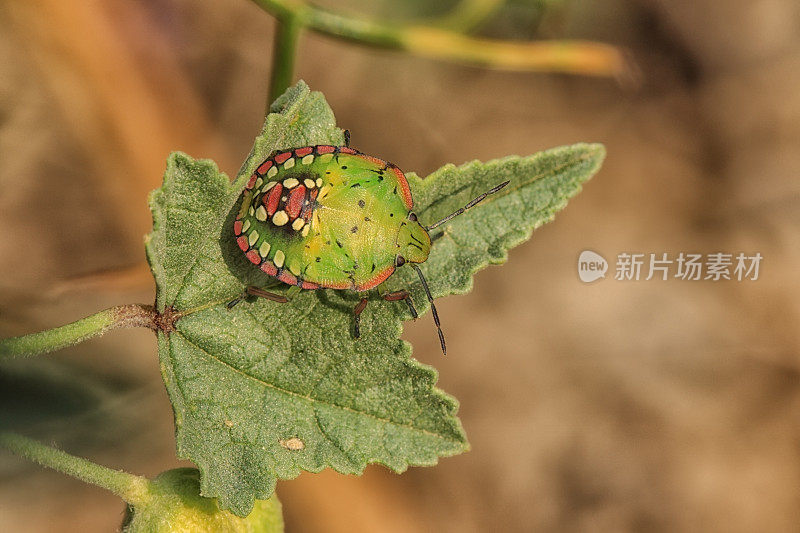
145 80 604 516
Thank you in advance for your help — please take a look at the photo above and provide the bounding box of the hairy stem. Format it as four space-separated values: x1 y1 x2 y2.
0 303 156 359
250 0 630 79
269 13 305 108
0 432 151 506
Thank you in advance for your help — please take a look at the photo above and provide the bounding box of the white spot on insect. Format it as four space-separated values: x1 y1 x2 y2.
264 180 277 191
301 225 310 237
241 220 251 233
248 206 255 216
272 210 289 226
319 153 333 162
302 154 314 165
283 158 295 169
279 437 304 451
255 177 263 188
292 218 305 231
315 178 323 187
304 178 316 188
289 262 301 276
283 178 299 188
255 205 267 221
281 196 287 202
273 250 285 268
248 230 259 246
259 241 271 257
267 166 278 178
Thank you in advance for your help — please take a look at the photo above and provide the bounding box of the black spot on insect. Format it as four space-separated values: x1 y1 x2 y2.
326 171 331 174
315 257 321 262
350 183 362 188
326 240 331 245
364 216 371 222
341 165 347 169
371 263 376 272
393 186 397 194
358 199 365 208
336 240 343 248
378 175 384 181
353 261 359 270
350 226 358 233
389 213 394 217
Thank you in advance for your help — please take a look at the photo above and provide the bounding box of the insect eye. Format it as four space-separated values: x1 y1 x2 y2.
408 213 417 222
396 256 406 267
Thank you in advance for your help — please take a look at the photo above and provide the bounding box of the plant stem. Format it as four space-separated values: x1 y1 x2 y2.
0 303 156 359
250 0 630 79
0 432 151 506
268 13 305 108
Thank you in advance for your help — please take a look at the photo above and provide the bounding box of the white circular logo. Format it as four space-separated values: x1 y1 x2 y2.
578 250 608 282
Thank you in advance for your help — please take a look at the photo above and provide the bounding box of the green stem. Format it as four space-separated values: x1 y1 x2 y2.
0 432 151 506
268 13 305 108
250 0 629 79
0 303 156 359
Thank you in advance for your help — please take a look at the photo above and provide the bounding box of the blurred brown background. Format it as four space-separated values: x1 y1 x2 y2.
1 0 799 531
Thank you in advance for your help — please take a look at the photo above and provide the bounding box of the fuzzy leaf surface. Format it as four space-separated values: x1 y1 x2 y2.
145 81 604 516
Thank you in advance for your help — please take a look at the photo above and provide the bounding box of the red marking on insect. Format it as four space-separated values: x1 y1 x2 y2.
295 147 313 157
286 185 306 219
356 265 395 291
316 145 335 154
390 165 413 209
260 261 277 276
305 188 319 219
339 147 357 155
237 236 250 252
301 280 320 290
257 159 273 175
359 154 385 167
233 221 243 235
246 250 261 265
246 174 257 190
323 280 352 290
277 270 297 286
266 183 283 216
274 152 291 164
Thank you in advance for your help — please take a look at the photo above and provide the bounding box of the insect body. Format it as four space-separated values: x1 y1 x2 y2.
233 141 508 354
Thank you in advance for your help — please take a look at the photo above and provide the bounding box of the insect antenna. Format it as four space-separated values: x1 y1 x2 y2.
411 263 446 356
425 180 510 231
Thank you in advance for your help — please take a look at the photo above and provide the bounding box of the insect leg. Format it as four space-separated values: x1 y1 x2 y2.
382 290 418 319
344 129 351 148
226 285 289 309
247 286 290 302
353 298 368 339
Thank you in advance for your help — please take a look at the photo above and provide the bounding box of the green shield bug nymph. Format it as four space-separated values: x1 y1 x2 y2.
231 134 508 355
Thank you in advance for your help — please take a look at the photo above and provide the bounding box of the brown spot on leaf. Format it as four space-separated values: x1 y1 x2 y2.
279 437 305 451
